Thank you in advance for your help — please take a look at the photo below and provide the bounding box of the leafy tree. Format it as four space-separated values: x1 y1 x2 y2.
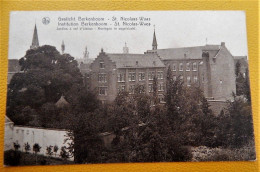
235 61 241 77
244 68 251 103
7 45 83 126
53 145 59 157
60 146 70 162
33 143 41 164
13 142 20 151
46 145 53 159
24 142 31 154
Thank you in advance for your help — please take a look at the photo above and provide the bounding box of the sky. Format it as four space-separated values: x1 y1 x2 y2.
8 11 248 59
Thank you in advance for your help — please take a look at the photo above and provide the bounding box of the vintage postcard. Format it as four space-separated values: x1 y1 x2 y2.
4 11 256 166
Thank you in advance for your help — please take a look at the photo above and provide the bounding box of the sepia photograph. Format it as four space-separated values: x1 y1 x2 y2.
4 11 256 166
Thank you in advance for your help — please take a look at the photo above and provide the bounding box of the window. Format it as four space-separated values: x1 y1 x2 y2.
118 85 125 92
172 63 176 71
179 63 183 71
180 75 183 81
99 61 105 69
99 87 107 95
173 75 176 81
129 85 135 94
187 76 191 86
148 71 154 80
128 72 136 81
16 129 19 134
186 62 190 71
193 62 197 71
98 73 107 83
27 130 29 135
194 76 198 83
117 73 125 82
158 83 164 91
149 84 153 92
158 94 165 103
157 71 163 79
138 72 145 81
139 85 145 93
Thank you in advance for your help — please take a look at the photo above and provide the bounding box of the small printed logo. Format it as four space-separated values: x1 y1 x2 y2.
42 17 50 25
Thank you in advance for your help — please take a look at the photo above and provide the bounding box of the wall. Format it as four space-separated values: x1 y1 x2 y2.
210 45 236 100
8 125 72 160
4 121 14 151
90 51 117 103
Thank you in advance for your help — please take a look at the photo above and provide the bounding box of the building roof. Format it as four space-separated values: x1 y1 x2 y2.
147 45 221 60
152 30 157 47
30 24 39 49
8 59 21 72
55 95 69 108
106 53 165 68
5 116 13 124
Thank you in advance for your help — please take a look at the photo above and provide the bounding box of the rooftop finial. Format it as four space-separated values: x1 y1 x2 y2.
206 38 208 45
101 48 104 53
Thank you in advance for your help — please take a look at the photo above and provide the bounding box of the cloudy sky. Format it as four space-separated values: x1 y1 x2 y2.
9 11 247 59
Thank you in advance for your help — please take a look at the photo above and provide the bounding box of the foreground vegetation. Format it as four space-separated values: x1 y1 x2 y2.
6 45 255 164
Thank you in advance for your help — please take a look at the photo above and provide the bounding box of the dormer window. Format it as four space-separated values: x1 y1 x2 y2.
136 61 138 65
153 61 156 65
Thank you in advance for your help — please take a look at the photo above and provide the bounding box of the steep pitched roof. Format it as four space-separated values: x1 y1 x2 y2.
30 24 39 49
152 30 157 47
106 53 165 68
5 116 13 124
147 45 221 60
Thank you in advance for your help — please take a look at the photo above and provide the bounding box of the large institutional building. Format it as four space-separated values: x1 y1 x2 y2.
89 30 237 103
8 25 245 105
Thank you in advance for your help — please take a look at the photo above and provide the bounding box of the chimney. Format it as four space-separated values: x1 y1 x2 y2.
221 42 225 46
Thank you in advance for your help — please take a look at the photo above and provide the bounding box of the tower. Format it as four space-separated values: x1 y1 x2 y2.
30 24 39 49
152 28 158 50
83 46 89 63
61 40 65 54
123 42 129 54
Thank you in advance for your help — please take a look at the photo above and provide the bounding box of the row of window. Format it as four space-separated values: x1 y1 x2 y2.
98 83 164 95
172 62 198 71
118 71 164 82
16 129 34 135
99 71 164 83
173 75 198 86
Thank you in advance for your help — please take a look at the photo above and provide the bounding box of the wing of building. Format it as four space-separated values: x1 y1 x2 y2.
89 30 239 103
89 49 165 103
146 42 237 100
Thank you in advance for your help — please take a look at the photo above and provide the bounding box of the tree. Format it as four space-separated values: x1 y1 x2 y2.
60 146 70 162
53 145 59 157
46 145 53 161
13 142 20 151
24 142 31 154
244 68 251 103
33 143 41 164
7 45 83 127
235 61 241 77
